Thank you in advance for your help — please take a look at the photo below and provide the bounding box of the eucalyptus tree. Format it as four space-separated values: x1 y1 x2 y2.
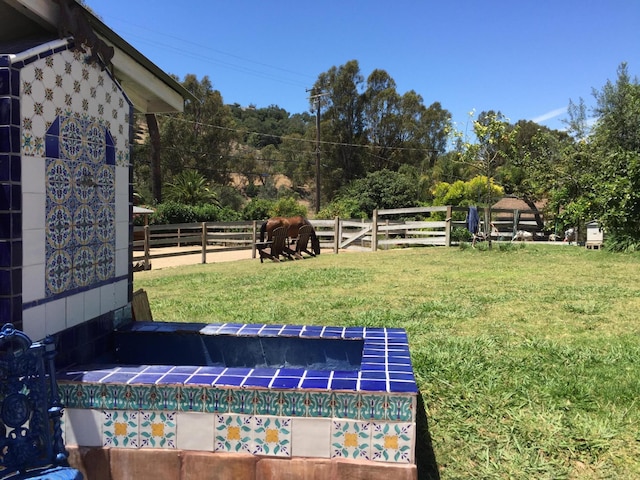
311 60 366 202
362 69 403 171
158 74 236 185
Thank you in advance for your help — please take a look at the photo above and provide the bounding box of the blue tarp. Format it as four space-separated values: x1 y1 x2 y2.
467 206 479 234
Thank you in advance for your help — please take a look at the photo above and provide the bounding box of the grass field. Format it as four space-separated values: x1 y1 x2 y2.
134 244 640 479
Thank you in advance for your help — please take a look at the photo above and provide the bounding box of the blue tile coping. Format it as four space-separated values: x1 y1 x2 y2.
58 322 417 393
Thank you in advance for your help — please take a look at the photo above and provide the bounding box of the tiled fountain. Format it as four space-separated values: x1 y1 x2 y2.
57 321 418 464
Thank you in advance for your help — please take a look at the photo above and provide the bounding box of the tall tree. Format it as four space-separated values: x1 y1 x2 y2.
362 69 402 171
312 60 366 202
589 63 640 249
159 75 236 185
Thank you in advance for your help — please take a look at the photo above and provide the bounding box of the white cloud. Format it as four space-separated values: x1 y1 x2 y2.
531 107 567 124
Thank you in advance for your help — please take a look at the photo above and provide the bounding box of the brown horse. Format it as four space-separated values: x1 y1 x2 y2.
260 216 321 256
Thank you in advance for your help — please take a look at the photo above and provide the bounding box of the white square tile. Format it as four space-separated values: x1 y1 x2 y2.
45 298 66 335
291 417 331 458
22 304 46 342
66 292 85 328
100 283 115 315
22 229 45 267
176 412 214 451
22 193 45 229
21 156 45 194
115 220 129 252
114 279 128 309
64 408 103 447
115 246 129 278
84 287 100 320
22 264 45 303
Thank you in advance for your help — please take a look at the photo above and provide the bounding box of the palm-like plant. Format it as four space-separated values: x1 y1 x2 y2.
165 170 219 206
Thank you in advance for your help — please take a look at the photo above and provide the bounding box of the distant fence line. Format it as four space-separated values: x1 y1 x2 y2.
132 206 544 270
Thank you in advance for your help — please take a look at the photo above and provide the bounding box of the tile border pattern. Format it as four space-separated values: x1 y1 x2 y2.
63 408 415 463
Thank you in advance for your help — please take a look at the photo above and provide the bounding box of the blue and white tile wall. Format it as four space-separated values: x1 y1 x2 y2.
0 53 22 327
1 42 132 341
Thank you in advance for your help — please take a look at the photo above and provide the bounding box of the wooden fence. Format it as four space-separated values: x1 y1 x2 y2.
132 206 546 270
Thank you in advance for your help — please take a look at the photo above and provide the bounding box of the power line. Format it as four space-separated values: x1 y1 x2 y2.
152 113 439 154
99 15 314 88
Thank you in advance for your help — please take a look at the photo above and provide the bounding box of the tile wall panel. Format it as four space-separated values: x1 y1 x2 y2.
17 45 132 336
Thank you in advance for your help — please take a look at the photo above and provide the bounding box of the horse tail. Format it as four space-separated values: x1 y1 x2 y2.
259 220 268 242
307 220 321 255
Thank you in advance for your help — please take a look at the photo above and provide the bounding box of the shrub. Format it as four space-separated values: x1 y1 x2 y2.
269 197 307 218
317 197 368 220
151 201 197 224
242 199 274 221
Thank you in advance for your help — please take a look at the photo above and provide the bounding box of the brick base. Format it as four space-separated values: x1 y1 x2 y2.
67 447 417 480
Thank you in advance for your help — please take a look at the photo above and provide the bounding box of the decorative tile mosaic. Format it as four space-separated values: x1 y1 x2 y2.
44 114 115 296
20 48 130 165
15 43 131 312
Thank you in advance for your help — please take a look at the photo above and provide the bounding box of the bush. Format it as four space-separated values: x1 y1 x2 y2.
151 201 197 224
269 197 307 218
192 204 241 222
451 227 472 243
242 199 274 221
317 198 367 220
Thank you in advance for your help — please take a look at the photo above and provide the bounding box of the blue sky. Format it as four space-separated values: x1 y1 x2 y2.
87 0 639 132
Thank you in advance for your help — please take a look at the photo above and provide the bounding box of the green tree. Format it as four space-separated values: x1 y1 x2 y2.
431 176 504 208
362 69 403 171
339 169 419 218
312 60 366 202
159 75 236 185
498 121 572 229
589 63 640 250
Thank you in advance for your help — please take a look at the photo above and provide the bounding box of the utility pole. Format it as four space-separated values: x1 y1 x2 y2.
307 90 329 213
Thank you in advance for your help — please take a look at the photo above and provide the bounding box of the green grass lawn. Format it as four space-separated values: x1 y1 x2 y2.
134 244 640 480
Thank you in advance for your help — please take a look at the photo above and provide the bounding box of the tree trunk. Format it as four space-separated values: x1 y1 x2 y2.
146 113 162 203
522 197 544 229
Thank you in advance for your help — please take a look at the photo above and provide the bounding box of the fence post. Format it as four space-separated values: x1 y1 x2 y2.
201 222 207 264
334 217 339 253
143 225 150 270
445 205 452 247
484 207 492 249
384 220 389 250
372 209 378 252
252 221 258 259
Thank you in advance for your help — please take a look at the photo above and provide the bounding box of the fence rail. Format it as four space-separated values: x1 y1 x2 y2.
132 206 546 270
